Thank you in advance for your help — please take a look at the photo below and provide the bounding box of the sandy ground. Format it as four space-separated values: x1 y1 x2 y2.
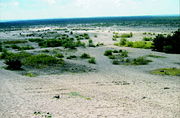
0 28 180 118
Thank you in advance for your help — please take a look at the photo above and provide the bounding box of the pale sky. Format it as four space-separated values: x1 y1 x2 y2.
0 0 179 20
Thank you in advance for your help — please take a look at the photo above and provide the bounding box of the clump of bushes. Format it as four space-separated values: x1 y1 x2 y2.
66 55 77 59
0 42 2 52
28 38 44 43
104 49 152 65
88 57 96 64
3 40 27 44
88 39 95 47
152 29 180 53
120 32 133 38
131 56 152 65
143 37 153 41
1 51 64 69
80 53 91 59
115 38 153 49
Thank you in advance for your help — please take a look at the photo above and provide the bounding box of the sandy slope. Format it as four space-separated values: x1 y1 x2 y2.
0 29 180 118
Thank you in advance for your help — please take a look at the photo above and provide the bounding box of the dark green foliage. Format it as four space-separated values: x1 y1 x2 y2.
88 39 95 47
143 37 153 41
3 40 27 44
1 51 31 70
88 57 96 64
80 53 91 59
66 55 77 59
120 32 133 38
152 29 180 53
121 50 128 57
28 38 44 43
5 59 22 70
55 53 64 58
115 38 153 49
0 42 3 52
104 50 113 56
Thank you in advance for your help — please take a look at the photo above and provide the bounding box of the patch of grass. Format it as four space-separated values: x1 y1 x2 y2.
80 53 91 59
151 68 180 76
88 57 96 64
143 37 153 41
55 53 64 58
68 92 91 100
146 54 166 58
24 72 38 77
3 40 27 44
115 38 153 49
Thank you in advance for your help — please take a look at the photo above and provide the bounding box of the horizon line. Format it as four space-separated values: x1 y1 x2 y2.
0 14 179 23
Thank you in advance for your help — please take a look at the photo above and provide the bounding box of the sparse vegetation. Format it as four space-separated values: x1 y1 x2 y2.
80 53 91 59
104 49 152 65
146 54 166 58
115 38 153 49
88 57 96 64
3 40 27 44
151 68 180 76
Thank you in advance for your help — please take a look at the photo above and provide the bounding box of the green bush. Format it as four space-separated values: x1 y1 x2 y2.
120 32 133 38
28 38 44 43
88 57 96 64
121 50 128 57
132 41 153 49
131 56 152 65
151 68 180 76
119 38 128 46
0 42 2 52
104 50 112 56
143 37 153 41
23 54 64 68
80 53 91 59
152 29 180 53
10 45 34 50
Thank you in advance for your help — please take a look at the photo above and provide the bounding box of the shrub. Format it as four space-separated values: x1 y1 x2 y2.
104 50 112 56
143 37 153 41
112 60 119 65
132 41 153 49
113 50 119 53
131 56 152 65
23 54 64 68
3 40 27 44
152 29 180 53
80 53 91 59
119 38 128 46
5 59 22 70
88 57 96 64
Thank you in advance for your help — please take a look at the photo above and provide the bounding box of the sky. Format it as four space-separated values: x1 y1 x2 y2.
0 0 179 20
